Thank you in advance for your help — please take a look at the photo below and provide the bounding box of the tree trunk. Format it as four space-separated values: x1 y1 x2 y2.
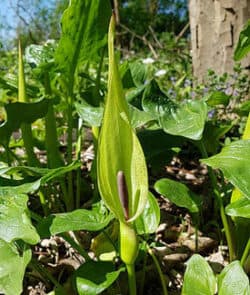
189 0 250 81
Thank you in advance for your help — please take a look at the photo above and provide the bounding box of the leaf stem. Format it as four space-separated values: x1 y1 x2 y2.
198 139 236 261
241 238 250 267
126 263 137 295
147 246 168 295
30 258 66 294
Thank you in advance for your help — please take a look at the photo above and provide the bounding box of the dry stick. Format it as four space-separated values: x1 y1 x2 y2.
148 25 163 49
119 23 158 59
175 22 190 42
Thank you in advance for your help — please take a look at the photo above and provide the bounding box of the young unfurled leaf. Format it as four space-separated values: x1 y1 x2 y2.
97 15 148 223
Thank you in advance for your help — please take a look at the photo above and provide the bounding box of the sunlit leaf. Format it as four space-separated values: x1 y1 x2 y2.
202 140 250 199
234 20 250 61
97 15 148 222
0 161 80 196
135 192 160 234
218 261 250 295
37 206 114 237
142 80 207 140
75 261 124 295
182 254 216 295
155 178 201 213
0 193 39 244
226 197 250 218
0 240 31 295
55 0 111 77
159 99 207 140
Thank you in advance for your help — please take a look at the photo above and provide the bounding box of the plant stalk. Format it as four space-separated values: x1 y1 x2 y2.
198 139 236 261
241 238 250 267
126 263 137 295
148 247 168 295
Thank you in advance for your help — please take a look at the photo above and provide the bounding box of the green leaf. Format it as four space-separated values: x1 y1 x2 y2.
202 122 232 155
97 15 148 222
234 20 250 61
135 192 160 234
0 193 39 244
138 129 183 170
142 81 207 140
0 99 50 145
55 0 111 77
206 91 230 106
75 261 124 295
154 178 201 213
201 140 250 199
218 261 250 295
0 161 81 196
37 206 114 237
159 100 207 140
0 240 31 295
128 104 155 128
182 254 216 295
75 101 103 127
226 197 250 218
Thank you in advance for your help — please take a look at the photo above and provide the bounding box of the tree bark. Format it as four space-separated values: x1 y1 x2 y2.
189 0 250 81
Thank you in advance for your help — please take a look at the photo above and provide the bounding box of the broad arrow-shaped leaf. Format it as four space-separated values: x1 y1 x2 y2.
202 140 250 199
97 15 148 222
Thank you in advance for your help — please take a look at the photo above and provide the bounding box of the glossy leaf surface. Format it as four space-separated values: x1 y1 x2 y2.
37 206 113 237
0 240 31 295
202 140 250 199
218 261 250 295
135 192 160 234
159 99 207 140
182 254 216 295
226 197 250 218
75 261 124 295
55 0 111 77
155 178 201 213
234 20 250 61
0 161 80 196
97 15 148 222
0 193 39 244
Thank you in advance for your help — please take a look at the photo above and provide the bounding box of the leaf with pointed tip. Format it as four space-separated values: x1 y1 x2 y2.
182 254 216 295
218 261 250 295
97 15 148 222
202 140 250 199
142 81 207 140
155 178 201 213
234 20 250 61
0 240 31 295
55 0 111 77
159 100 207 140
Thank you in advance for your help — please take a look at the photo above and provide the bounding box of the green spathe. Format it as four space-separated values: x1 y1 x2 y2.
97 15 148 223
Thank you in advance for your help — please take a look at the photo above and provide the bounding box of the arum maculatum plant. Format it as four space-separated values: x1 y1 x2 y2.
97 13 148 295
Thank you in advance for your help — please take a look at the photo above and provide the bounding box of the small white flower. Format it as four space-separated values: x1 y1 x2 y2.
155 69 166 77
142 57 155 64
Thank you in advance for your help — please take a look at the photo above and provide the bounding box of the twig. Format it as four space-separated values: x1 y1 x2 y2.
175 22 190 42
119 23 158 58
148 25 163 49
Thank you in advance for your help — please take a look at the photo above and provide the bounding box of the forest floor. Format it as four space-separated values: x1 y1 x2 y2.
23 138 229 295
